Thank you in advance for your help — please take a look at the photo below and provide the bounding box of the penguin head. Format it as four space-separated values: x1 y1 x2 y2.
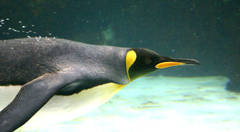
126 48 200 81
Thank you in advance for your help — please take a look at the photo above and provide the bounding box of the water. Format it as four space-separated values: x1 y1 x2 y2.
0 0 239 131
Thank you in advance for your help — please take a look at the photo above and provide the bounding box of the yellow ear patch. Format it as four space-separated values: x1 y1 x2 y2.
126 50 137 81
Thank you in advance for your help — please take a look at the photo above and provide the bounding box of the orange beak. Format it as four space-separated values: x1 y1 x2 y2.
155 58 200 69
155 62 186 69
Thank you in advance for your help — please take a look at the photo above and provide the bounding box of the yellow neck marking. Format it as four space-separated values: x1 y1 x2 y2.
126 50 137 81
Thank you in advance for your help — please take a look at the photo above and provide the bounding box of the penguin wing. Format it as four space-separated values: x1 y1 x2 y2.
0 69 79 132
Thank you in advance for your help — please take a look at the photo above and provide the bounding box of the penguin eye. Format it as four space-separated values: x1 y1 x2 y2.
145 59 152 64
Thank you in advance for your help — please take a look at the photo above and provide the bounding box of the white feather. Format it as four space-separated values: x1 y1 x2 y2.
0 83 126 127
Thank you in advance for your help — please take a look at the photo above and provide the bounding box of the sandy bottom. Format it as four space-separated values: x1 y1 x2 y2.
17 76 240 132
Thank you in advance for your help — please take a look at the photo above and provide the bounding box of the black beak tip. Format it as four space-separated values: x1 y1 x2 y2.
186 59 200 65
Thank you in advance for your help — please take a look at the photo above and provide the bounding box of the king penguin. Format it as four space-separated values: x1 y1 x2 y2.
0 38 200 131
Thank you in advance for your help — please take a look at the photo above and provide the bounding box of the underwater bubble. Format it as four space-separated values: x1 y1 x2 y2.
35 36 42 42
0 19 40 36
13 29 19 32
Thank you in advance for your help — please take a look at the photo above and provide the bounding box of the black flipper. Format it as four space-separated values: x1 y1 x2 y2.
0 70 78 132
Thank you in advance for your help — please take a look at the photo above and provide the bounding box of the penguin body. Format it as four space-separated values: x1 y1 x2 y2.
0 38 129 88
0 38 200 131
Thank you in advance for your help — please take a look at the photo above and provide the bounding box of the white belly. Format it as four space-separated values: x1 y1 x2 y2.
0 83 126 127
